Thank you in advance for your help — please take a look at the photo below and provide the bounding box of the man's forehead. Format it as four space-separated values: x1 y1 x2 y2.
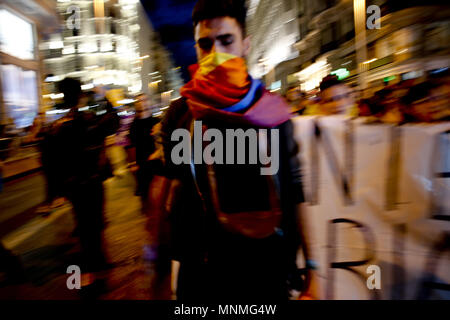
195 16 241 39
324 84 348 95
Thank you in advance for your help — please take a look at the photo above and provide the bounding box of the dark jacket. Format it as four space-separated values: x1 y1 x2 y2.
54 106 120 191
159 92 305 300
129 116 158 166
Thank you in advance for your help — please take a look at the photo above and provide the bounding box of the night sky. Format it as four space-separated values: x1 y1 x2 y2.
141 0 198 82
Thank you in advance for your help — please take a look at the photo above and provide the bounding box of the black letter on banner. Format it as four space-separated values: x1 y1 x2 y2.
326 218 379 300
429 130 450 221
415 130 450 299
391 224 406 300
309 122 321 205
416 232 450 299
385 126 402 211
310 120 354 206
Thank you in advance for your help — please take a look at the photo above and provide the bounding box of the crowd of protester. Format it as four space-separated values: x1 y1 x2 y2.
0 40 448 302
1 67 448 292
0 0 448 302
286 68 450 124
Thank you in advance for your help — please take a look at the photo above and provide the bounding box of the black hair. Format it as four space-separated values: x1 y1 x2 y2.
429 67 449 80
374 88 394 99
319 74 341 91
402 81 442 105
58 78 82 108
192 0 247 35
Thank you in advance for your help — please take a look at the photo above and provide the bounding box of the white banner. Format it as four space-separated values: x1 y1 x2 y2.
292 116 450 300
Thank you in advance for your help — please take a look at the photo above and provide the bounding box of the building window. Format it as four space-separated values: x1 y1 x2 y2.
0 9 35 60
1 65 38 128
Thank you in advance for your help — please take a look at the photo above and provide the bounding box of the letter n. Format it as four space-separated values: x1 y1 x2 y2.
310 120 354 206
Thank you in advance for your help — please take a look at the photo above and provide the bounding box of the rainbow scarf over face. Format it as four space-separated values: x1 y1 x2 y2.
180 52 251 109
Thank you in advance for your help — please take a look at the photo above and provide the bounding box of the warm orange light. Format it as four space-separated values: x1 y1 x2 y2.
94 0 105 19
353 0 366 32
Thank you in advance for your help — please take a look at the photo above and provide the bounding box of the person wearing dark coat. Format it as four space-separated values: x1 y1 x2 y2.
129 94 159 203
53 78 119 286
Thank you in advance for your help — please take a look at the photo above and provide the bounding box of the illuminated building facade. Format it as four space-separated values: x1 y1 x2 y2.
0 0 59 129
248 0 450 94
40 0 183 113
246 0 300 86
149 33 184 108
41 0 152 102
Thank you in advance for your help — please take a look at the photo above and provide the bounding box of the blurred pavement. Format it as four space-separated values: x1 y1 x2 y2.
0 167 171 300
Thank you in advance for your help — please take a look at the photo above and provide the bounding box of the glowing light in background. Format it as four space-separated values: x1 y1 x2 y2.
1 65 38 128
331 68 350 80
296 60 330 92
0 9 35 60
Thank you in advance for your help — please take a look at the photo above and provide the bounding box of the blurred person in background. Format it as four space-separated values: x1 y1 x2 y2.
159 0 318 301
0 242 26 287
23 111 46 145
368 87 405 124
2 117 18 137
115 104 136 171
302 91 322 116
312 74 358 116
285 85 306 115
51 78 119 288
28 111 67 216
402 81 450 122
357 97 374 117
129 93 159 210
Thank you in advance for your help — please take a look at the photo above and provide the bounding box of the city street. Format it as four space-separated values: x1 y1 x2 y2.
0 0 449 304
0 164 171 300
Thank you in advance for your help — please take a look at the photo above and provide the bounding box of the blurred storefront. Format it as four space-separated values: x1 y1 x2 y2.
0 0 59 129
0 0 59 178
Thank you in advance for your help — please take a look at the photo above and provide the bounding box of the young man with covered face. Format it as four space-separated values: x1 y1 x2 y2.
159 0 319 301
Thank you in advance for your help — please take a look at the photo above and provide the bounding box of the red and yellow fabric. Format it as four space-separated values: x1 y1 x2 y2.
180 52 251 109
180 52 292 128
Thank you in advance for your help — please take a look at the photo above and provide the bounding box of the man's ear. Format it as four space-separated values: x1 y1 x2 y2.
243 35 251 57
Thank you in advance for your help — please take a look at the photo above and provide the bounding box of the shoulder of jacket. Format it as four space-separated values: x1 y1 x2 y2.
162 97 190 127
275 118 294 132
168 97 188 115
